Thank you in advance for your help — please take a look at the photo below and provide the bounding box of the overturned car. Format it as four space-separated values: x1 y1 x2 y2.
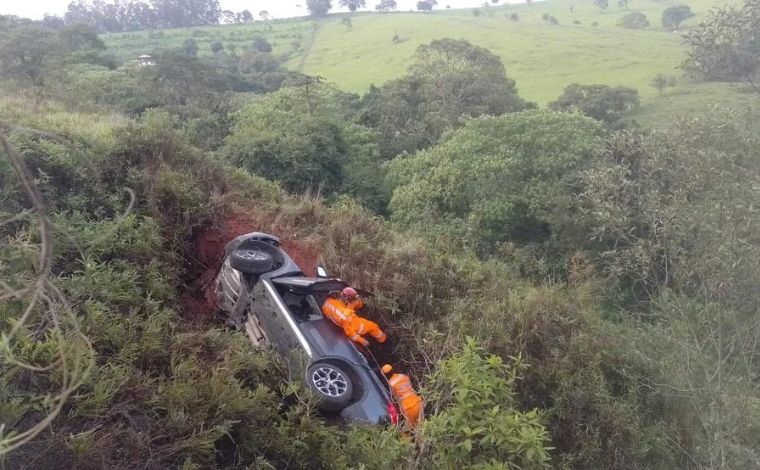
213 232 397 426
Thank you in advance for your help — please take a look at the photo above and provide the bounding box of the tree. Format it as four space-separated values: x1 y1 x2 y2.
222 83 388 210
362 38 532 156
580 112 760 466
210 40 224 54
387 110 603 250
0 25 59 84
150 0 222 28
618 11 649 29
618 0 629 8
509 13 520 21
251 36 273 53
62 0 224 32
307 0 332 16
341 17 353 30
182 38 199 57
220 9 236 23
550 84 640 124
0 23 105 85
259 10 270 20
650 73 676 95
594 0 609 11
417 0 437 12
340 0 366 12
683 0 760 93
547 15 559 25
662 4 693 30
237 9 254 22
376 0 398 11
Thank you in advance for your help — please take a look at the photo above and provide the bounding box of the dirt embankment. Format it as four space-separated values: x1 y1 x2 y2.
179 210 322 322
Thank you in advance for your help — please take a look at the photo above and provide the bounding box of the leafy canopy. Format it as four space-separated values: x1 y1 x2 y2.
223 82 389 211
618 11 649 29
683 0 760 90
307 0 333 16
387 110 603 251
363 38 531 156
662 4 693 30
549 83 640 125
422 340 552 468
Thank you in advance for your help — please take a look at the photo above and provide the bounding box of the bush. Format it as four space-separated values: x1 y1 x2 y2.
662 4 693 30
250 35 272 53
618 11 649 29
550 83 640 125
421 340 552 468
580 110 760 308
650 73 677 94
223 83 389 211
387 110 604 253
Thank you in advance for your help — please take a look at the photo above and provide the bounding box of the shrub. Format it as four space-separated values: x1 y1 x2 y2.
250 35 273 53
550 83 640 125
387 110 604 253
421 340 552 468
222 83 389 211
662 4 693 30
618 11 649 29
650 73 677 94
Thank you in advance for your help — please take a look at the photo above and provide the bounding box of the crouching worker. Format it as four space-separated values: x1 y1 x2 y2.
322 287 387 347
382 364 424 429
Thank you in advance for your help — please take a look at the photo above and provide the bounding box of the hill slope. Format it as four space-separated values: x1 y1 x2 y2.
102 0 753 126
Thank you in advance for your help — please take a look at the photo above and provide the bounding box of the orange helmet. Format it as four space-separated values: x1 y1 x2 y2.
341 287 358 299
382 364 393 375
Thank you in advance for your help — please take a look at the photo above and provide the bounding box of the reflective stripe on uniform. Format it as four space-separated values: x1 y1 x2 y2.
325 303 348 321
389 374 415 398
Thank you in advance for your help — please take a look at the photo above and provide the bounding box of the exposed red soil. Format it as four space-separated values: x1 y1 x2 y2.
179 210 322 322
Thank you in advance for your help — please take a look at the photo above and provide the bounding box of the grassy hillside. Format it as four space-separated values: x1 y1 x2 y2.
102 0 754 125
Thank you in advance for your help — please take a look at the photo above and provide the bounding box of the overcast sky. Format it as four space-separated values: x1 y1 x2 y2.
2 1 524 20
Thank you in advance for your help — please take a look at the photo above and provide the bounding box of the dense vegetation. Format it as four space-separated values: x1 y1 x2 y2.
93 0 756 128
2 0 760 469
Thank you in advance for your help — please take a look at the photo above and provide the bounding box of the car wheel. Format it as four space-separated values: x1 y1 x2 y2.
307 362 354 411
229 248 274 274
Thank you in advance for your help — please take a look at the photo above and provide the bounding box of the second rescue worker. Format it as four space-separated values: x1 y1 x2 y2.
322 287 387 347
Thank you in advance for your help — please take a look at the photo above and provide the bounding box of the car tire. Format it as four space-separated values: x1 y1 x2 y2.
307 362 354 411
229 248 274 274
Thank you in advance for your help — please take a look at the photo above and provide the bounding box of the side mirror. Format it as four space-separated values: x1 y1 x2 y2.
316 265 328 278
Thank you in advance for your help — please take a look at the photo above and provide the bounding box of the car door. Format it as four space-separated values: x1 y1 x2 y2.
250 280 309 355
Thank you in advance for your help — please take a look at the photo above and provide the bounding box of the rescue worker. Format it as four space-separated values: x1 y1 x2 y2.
322 287 387 347
382 364 424 429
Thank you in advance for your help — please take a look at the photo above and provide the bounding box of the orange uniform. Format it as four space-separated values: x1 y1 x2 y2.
388 372 424 428
322 297 387 347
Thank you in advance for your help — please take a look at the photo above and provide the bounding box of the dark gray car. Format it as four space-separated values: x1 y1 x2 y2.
213 232 397 425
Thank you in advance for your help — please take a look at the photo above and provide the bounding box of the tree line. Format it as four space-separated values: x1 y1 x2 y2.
61 0 254 33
